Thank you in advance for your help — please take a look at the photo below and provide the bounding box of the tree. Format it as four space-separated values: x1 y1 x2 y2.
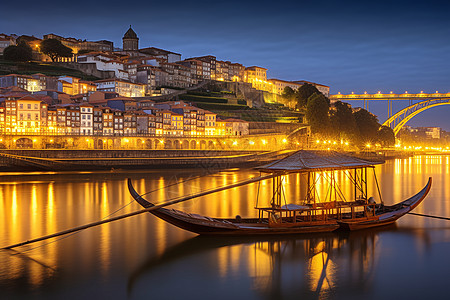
295 83 321 109
40 39 73 62
353 108 379 145
306 92 330 136
280 86 296 108
2 42 32 62
377 125 395 146
329 101 359 142
282 86 295 100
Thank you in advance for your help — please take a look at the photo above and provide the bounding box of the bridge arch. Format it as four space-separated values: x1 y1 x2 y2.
382 98 450 135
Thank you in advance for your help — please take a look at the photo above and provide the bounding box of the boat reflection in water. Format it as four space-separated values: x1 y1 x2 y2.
129 225 425 299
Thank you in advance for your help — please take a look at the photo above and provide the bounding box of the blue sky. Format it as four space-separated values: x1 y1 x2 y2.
2 0 450 129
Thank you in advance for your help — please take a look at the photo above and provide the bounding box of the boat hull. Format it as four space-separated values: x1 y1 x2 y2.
338 177 432 231
127 177 432 235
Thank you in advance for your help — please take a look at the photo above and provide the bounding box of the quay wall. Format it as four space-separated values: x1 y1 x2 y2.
0 133 289 151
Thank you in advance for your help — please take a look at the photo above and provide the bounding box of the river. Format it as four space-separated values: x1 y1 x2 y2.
1 155 450 299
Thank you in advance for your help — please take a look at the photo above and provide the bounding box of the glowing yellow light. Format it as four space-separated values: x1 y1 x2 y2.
160 140 164 144
316 140 320 144
33 139 37 142
249 141 254 145
366 143 371 148
232 141 238 146
345 142 349 146
50 139 53 143
282 138 287 143
262 139 267 145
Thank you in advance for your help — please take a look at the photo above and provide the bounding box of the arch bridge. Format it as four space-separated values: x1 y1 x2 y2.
381 98 450 135
330 92 450 117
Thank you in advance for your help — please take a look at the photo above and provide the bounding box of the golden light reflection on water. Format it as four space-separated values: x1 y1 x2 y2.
1 156 450 297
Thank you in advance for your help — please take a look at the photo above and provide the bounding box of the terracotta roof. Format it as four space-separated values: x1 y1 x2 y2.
18 95 38 100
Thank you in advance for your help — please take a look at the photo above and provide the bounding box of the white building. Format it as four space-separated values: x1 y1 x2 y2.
77 53 129 80
79 104 94 135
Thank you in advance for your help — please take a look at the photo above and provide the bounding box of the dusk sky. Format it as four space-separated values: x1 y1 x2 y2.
2 0 450 129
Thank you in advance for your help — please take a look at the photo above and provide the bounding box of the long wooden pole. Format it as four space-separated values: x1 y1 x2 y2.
408 212 450 221
2 174 276 250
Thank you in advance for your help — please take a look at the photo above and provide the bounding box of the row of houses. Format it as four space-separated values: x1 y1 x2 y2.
0 96 249 137
0 29 330 97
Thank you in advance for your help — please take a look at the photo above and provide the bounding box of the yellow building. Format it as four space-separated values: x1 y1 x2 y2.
204 110 216 135
59 76 96 95
5 96 42 133
268 79 303 95
243 66 273 92
171 113 184 136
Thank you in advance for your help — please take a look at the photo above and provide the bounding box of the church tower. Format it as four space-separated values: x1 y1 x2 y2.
122 26 139 51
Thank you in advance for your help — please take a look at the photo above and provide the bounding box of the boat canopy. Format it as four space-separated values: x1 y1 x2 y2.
256 150 384 173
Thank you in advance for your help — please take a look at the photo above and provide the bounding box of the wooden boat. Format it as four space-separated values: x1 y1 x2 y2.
128 150 432 235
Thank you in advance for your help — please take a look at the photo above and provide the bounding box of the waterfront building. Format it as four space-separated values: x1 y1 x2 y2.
196 109 205 135
124 111 137 135
136 111 149 134
160 110 172 135
4 96 42 133
93 107 103 135
113 110 124 136
147 113 156 135
46 108 57 134
56 106 67 134
0 104 5 133
80 103 94 135
102 107 114 135
171 112 184 136
171 104 198 135
66 105 81 135
155 111 163 135
205 110 216 135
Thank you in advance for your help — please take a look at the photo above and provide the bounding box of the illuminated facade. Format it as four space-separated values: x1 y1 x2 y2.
0 96 249 137
95 79 145 98
0 74 42 92
268 79 303 95
5 96 42 133
205 111 216 135
58 76 96 95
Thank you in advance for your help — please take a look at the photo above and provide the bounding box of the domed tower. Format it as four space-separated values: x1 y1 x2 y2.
123 26 139 51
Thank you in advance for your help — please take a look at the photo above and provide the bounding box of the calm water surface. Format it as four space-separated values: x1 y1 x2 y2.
1 155 450 300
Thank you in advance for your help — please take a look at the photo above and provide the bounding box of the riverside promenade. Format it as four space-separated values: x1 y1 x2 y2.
0 149 293 171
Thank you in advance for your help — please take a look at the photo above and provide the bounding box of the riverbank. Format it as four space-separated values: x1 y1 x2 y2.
0 149 292 171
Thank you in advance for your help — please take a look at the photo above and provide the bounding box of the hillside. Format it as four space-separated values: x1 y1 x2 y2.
0 60 99 81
